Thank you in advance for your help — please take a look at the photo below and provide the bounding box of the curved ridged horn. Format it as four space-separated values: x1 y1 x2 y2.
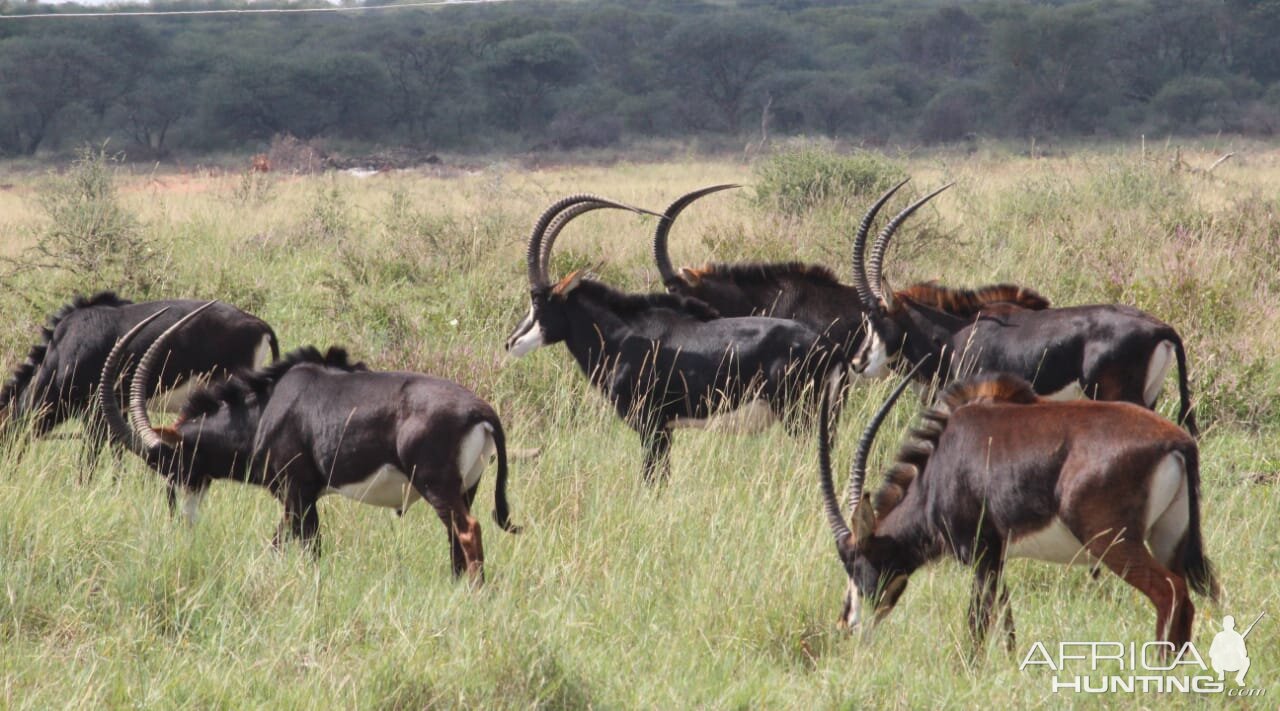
818 381 853 549
867 183 953 304
851 179 910 313
846 358 927 514
128 301 218 451
537 199 655 284
653 184 741 285
526 195 655 289
98 307 171 458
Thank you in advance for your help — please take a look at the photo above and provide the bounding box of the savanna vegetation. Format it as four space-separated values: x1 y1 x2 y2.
0 141 1277 707
2 0 1280 159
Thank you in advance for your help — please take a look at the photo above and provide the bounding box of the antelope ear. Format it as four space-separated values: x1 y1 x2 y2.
880 278 895 311
851 494 876 544
154 426 183 448
678 266 703 286
552 270 585 297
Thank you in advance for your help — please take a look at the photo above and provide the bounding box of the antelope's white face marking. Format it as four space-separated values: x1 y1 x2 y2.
670 399 778 433
1008 517 1095 565
1043 381 1086 402
843 579 863 630
457 422 496 491
182 487 206 527
255 334 275 368
1144 340 1176 407
506 308 545 358
1145 451 1189 566
854 326 894 379
325 465 420 511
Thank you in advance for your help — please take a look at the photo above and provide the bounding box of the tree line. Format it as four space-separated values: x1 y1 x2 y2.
1 0 1278 158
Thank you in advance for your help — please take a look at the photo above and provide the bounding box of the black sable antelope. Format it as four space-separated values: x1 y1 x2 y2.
100 305 518 581
1 291 277 466
506 194 846 483
653 182 1049 362
848 184 1197 435
817 369 1219 651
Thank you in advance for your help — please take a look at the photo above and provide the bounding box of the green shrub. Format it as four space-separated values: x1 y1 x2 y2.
24 144 160 295
753 146 905 215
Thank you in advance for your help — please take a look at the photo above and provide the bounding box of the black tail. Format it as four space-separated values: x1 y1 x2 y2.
489 416 520 534
1172 337 1198 438
1178 445 1219 602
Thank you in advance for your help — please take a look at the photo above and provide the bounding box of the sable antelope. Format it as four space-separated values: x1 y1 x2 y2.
817 368 1219 651
100 305 518 580
506 194 846 483
1 292 277 468
653 183 1049 362
848 184 1198 435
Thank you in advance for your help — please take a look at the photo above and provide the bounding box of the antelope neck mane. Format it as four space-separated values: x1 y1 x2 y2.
180 346 367 420
690 261 842 287
572 278 720 321
894 282 1050 317
2 291 133 409
873 373 1039 516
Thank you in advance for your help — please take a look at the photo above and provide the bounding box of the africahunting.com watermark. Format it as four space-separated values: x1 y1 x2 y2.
1019 613 1266 697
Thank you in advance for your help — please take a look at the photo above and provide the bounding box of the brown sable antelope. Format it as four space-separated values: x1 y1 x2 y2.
817 367 1220 651
652 182 1049 363
100 305 518 581
848 183 1198 436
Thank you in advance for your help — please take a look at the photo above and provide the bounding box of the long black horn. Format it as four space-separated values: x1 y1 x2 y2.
847 359 927 513
818 378 853 549
539 199 654 283
653 184 740 286
867 183 953 303
128 301 218 451
851 179 910 313
526 195 655 289
98 308 171 458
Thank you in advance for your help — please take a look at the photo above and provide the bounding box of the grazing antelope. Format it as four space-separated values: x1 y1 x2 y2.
848 184 1198 435
0 292 277 469
100 305 518 580
817 368 1219 651
653 183 1048 362
506 194 845 483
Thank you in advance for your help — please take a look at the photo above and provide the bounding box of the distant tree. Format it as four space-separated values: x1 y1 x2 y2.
378 27 469 142
480 31 587 132
0 36 108 155
661 13 803 131
1153 76 1232 129
989 5 1110 135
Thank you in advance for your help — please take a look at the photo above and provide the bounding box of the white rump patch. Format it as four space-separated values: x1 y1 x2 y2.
325 465 420 511
670 399 779 434
1145 451 1189 567
1144 340 1176 407
1008 517 1096 566
255 334 275 367
844 580 862 630
1043 381 1086 402
506 309 545 358
457 422 496 492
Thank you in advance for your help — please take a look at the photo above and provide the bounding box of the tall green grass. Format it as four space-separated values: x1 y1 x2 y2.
1 145 1277 708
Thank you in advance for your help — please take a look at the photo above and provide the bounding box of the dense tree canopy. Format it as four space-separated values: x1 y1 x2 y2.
0 0 1277 157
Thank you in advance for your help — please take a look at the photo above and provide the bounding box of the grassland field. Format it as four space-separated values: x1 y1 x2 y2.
0 141 1278 709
